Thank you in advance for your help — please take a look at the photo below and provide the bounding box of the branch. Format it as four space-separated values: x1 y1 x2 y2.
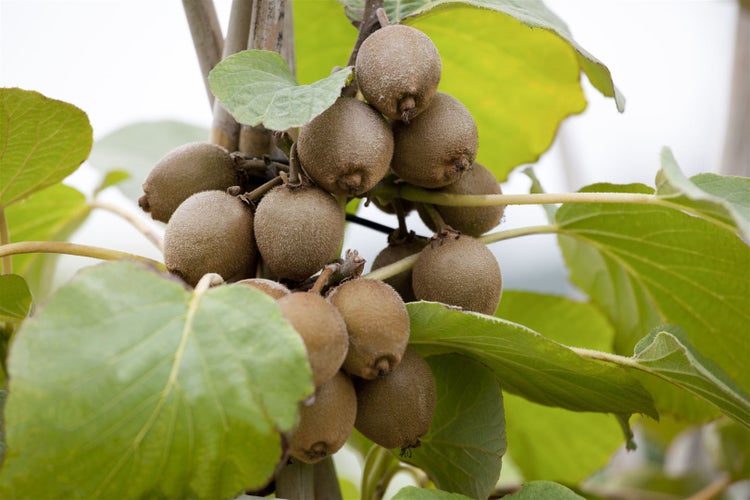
0 241 164 270
182 0 224 110
210 0 254 150
365 224 558 282
370 183 658 208
0 205 11 274
90 201 164 252
240 0 295 156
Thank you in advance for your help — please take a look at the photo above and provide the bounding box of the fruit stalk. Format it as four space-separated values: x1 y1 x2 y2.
182 0 224 110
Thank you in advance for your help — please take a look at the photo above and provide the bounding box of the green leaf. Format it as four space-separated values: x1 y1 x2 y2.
630 326 750 429
0 275 32 324
496 291 625 483
712 419 750 481
208 50 353 131
336 0 623 179
0 88 92 206
87 120 209 204
0 261 313 498
557 183 750 420
504 481 584 499
5 183 90 300
403 354 505 499
407 302 657 418
656 148 750 240
392 486 472 500
94 169 131 196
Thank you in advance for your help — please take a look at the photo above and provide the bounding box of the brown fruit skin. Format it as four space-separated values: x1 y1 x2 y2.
288 371 357 464
370 235 429 302
327 279 410 379
164 190 256 287
254 184 345 281
356 24 441 122
277 292 349 388
139 142 238 223
354 348 436 450
417 163 505 236
235 278 290 299
412 233 502 315
391 92 478 188
297 97 394 196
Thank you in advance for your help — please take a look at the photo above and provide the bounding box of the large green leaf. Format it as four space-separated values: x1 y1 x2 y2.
404 354 505 499
504 481 584 499
0 261 313 498
0 88 92 206
392 486 472 500
5 183 91 300
656 148 750 240
208 50 353 131
557 183 750 420
496 291 625 483
630 326 750 429
407 302 657 418
0 274 32 324
87 120 209 204
334 0 623 180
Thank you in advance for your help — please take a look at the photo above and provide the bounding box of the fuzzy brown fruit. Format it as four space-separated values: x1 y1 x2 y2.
412 233 502 315
236 278 290 299
139 142 239 223
288 371 357 464
297 97 394 196
254 184 345 281
370 234 428 302
327 278 410 379
277 292 349 388
391 92 478 188
354 348 436 450
163 190 256 287
417 162 505 236
355 24 441 122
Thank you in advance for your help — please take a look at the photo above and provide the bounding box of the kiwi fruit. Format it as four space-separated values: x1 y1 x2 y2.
163 190 256 287
356 24 441 122
417 162 505 236
370 234 428 302
296 97 394 197
277 292 349 388
412 233 502 315
254 184 345 281
354 348 436 450
327 278 410 379
391 92 478 189
236 278 290 299
139 142 239 223
288 371 357 464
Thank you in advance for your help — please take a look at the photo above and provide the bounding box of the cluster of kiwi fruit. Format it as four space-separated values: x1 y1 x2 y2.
137 19 505 467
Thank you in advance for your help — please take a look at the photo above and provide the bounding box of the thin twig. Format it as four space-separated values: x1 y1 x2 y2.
90 201 164 252
182 0 224 110
0 241 164 269
341 0 385 97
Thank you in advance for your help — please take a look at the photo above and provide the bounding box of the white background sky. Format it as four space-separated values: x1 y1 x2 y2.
0 0 743 293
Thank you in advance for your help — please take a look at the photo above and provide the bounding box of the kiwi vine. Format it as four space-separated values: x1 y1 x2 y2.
1 1 748 500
